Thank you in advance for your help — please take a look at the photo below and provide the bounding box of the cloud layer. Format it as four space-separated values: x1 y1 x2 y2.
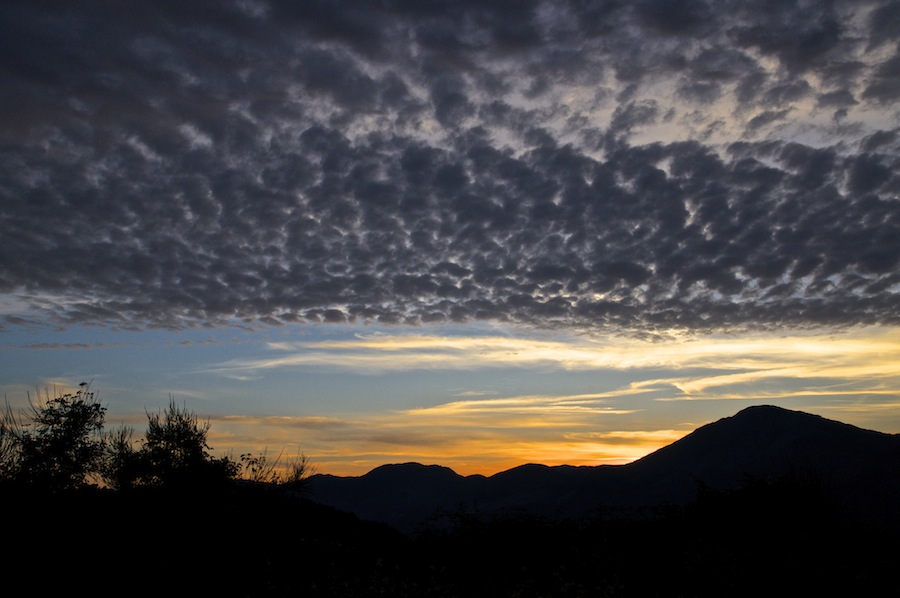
2 0 898 334
218 328 900 393
201 326 900 474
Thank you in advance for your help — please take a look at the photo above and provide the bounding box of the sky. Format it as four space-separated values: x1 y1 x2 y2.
1 0 899 477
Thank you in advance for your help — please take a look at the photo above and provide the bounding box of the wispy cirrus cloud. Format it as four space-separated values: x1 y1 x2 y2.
210 325 900 412
213 327 900 380
402 392 641 429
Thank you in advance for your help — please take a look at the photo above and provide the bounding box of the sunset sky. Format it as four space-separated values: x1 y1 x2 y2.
2 0 899 476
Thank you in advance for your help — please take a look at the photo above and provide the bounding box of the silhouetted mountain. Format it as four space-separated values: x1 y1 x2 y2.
626 405 900 507
310 463 488 529
308 405 900 533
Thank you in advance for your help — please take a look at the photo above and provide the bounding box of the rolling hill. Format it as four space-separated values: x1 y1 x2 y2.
307 405 900 533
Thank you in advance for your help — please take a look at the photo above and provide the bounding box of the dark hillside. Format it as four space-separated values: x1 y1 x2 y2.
8 484 413 596
625 405 900 522
307 405 900 531
10 476 898 597
309 463 488 531
412 477 900 598
629 405 897 483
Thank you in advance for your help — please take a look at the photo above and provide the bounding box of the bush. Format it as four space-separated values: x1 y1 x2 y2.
124 398 239 490
6 382 106 492
2 383 316 498
0 401 22 483
100 424 139 491
240 449 316 490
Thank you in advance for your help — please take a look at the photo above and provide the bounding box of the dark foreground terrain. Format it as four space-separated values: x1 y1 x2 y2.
9 406 900 597
10 475 899 597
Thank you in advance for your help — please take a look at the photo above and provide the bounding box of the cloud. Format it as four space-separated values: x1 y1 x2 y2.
206 395 667 475
21 342 94 350
193 323 900 475
404 392 640 420
211 328 900 405
1 0 898 335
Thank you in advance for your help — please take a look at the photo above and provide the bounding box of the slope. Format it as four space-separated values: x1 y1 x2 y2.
306 405 900 532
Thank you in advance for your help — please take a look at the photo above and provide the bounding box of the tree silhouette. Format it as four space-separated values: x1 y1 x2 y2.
11 382 106 492
125 397 238 490
100 423 140 491
0 401 19 482
2 384 316 494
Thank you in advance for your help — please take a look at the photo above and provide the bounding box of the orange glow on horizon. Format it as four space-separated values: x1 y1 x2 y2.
207 413 688 477
170 326 900 478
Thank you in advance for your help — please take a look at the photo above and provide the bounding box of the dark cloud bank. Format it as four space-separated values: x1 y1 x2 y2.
1 0 898 334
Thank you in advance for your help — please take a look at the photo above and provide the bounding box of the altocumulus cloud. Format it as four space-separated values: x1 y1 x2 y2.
1 0 898 335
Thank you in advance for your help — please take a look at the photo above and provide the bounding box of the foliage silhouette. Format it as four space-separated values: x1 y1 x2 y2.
1 384 315 494
240 448 316 489
99 423 139 491
0 400 19 482
2 382 106 492
122 397 238 490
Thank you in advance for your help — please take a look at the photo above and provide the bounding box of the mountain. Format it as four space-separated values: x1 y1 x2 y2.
307 463 487 529
306 405 900 533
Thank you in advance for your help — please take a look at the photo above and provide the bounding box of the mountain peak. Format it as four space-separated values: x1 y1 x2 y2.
735 403 792 415
364 462 462 483
731 403 824 422
308 406 900 533
712 403 890 441
627 404 896 501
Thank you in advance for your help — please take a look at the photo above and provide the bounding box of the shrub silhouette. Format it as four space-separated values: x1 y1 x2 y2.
4 382 106 492
240 448 316 490
0 401 20 482
100 423 140 491
1 384 314 494
118 397 238 491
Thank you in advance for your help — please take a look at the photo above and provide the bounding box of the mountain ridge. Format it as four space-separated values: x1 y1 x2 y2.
307 405 900 532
